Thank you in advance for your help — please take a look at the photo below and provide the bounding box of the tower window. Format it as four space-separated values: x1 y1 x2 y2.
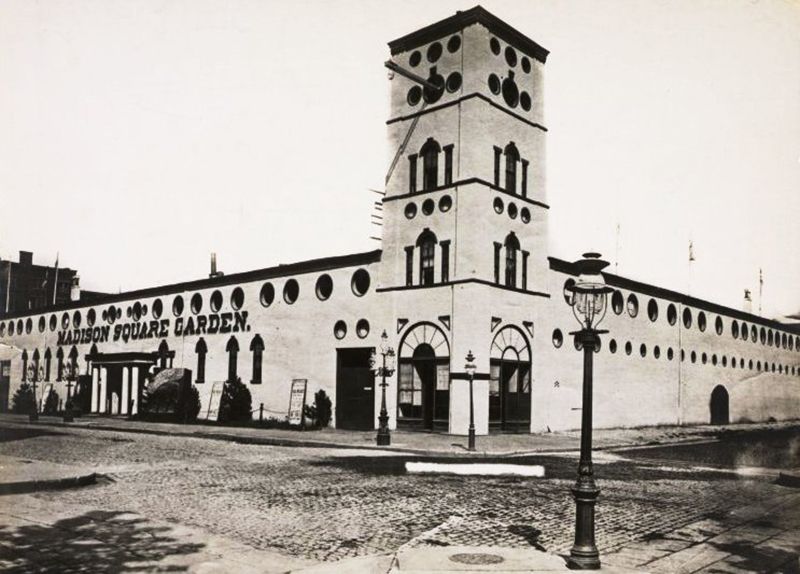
521 159 529 197
504 142 519 195
493 242 502 284
420 138 441 191
417 229 437 286
443 144 454 186
195 338 207 384
441 240 450 283
493 146 502 186
250 335 264 384
505 232 520 288
405 246 414 286
226 336 239 382
408 154 417 194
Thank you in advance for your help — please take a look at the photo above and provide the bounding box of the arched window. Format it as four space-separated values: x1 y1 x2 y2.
397 322 450 431
21 350 28 382
158 340 170 369
420 138 441 191
416 229 438 286
250 335 264 384
56 347 64 381
504 232 520 288
226 336 240 382
504 142 519 194
195 338 208 384
44 348 52 381
490 326 532 432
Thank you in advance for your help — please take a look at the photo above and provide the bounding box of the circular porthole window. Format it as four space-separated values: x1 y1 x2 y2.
62 312 70 329
210 290 223 312
667 304 677 325
490 37 501 55
502 76 519 108
563 278 575 305
447 35 461 53
132 302 142 321
446 72 462 93
152 299 163 319
422 71 444 104
504 46 517 67
334 320 347 340
493 197 504 214
625 341 632 355
722 356 727 367
356 319 370 339
49 315 57 331
698 312 707 332
172 296 184 317
87 308 96 327
520 92 531 111
316 274 333 301
38 316 46 332
609 339 617 354
7 322 13 336
283 279 300 304
508 203 518 219
683 308 692 329
126 306 132 318
407 86 422 106
488 74 501 95
731 320 739 339
640 344 647 358
667 348 674 361
191 293 203 314
351 269 371 297
521 56 531 73
25 318 32 334
626 294 639 318
520 208 531 223
231 287 245 310
715 316 723 335
611 291 623 315
647 299 658 322
422 199 435 215
691 351 697 363
73 310 82 327
741 323 748 340
404 203 417 219
702 352 708 365
439 195 452 212
260 283 275 307
0 323 4 337
654 345 661 359
552 329 563 348
427 42 442 63
409 50 421 67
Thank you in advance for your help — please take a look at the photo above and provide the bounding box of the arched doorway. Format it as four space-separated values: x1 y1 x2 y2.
397 322 450 431
710 385 729 425
490 326 531 432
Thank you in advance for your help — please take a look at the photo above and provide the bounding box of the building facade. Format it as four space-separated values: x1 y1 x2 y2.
1 7 798 430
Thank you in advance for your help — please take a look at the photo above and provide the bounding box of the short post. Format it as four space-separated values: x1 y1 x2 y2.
259 403 264 422
28 364 39 422
64 373 75 423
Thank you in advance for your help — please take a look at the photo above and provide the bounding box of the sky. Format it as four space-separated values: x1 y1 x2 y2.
0 0 798 319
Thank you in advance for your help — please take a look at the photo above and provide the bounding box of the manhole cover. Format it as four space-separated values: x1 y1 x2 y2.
449 553 505 565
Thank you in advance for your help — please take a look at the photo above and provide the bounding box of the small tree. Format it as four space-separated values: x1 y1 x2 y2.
181 385 202 423
218 377 252 424
43 389 60 415
303 389 332 429
11 383 36 415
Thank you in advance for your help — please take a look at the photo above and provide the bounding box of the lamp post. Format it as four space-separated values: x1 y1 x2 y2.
464 351 477 451
370 330 395 446
26 363 43 422
564 252 612 570
63 361 77 423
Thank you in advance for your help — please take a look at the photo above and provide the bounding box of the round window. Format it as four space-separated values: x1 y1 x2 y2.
404 203 417 219
647 299 658 322
439 195 452 212
490 37 501 55
502 76 519 108
334 320 347 340
38 316 46 332
422 199 435 215
87 308 96 327
640 344 647 358
667 348 674 361
447 35 461 53
611 291 623 315
260 283 275 307
191 293 203 314
488 74 501 95
426 42 442 63
356 319 370 339
654 345 661 359
73 311 82 327
7 322 13 336
507 203 518 219
446 72 462 93
520 207 531 223
50 315 57 331
715 316 723 336
351 269 371 297
731 320 739 339
552 329 563 348
62 313 70 329
521 56 531 73
0 323 4 337
667 304 677 325
25 318 32 334
626 294 639 318
609 339 617 354
231 287 245 310
504 46 517 67
409 50 421 67
563 278 575 305
698 312 707 332
407 86 422 106
520 92 532 111
493 197 504 214
132 302 142 321
172 296 184 317
625 341 632 355
691 351 697 363
283 279 299 304
152 299 163 319
315 274 333 301
210 290 223 312
683 308 692 329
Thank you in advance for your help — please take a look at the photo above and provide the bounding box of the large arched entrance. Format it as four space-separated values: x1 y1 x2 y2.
490 326 531 433
397 322 450 431
710 385 729 425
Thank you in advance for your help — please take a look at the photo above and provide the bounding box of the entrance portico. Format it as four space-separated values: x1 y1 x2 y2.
86 350 173 415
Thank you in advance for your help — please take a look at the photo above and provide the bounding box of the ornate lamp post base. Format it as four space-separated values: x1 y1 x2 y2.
376 425 391 446
568 481 601 569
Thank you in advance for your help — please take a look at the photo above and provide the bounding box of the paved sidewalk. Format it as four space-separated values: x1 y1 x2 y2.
2 413 796 456
0 454 97 495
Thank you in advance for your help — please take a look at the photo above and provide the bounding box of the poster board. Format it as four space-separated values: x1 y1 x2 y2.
205 381 225 421
287 379 307 426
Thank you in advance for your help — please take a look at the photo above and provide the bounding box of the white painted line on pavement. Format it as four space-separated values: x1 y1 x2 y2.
405 462 545 477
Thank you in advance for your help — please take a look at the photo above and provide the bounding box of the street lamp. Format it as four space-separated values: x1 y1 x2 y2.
370 330 395 446
464 351 477 452
63 361 78 423
564 252 612 570
26 363 43 422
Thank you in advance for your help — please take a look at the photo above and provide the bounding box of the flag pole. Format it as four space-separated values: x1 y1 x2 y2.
52 253 59 305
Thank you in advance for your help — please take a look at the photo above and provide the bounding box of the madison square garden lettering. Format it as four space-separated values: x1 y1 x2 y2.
56 311 250 346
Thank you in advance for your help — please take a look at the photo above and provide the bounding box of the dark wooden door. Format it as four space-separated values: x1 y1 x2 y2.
336 348 375 430
0 361 10 413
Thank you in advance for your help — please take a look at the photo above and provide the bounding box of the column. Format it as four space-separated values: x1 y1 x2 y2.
121 367 130 415
91 367 100 413
99 367 108 414
131 366 139 415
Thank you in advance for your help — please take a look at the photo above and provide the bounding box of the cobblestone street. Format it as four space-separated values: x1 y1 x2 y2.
0 422 797 571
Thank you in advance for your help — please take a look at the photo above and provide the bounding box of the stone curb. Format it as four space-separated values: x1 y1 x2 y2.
0 472 99 496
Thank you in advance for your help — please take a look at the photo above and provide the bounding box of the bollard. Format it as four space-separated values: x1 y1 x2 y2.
259 403 264 422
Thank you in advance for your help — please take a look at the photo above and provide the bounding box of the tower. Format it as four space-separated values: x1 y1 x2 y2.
379 7 550 434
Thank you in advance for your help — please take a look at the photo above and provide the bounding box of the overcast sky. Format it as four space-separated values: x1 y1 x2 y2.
1 0 798 319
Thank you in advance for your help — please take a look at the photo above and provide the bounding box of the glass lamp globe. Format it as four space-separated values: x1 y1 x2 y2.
567 252 613 330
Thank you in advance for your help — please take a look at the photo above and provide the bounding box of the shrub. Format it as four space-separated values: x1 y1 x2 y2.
11 383 36 415
218 377 252 424
43 389 60 415
303 389 332 429
181 385 202 423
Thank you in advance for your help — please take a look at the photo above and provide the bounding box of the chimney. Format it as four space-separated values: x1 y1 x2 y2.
19 251 33 266
743 289 753 314
210 253 217 278
70 275 81 302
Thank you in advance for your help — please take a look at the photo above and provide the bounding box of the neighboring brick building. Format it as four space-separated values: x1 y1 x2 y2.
0 251 76 317
0 7 797 430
